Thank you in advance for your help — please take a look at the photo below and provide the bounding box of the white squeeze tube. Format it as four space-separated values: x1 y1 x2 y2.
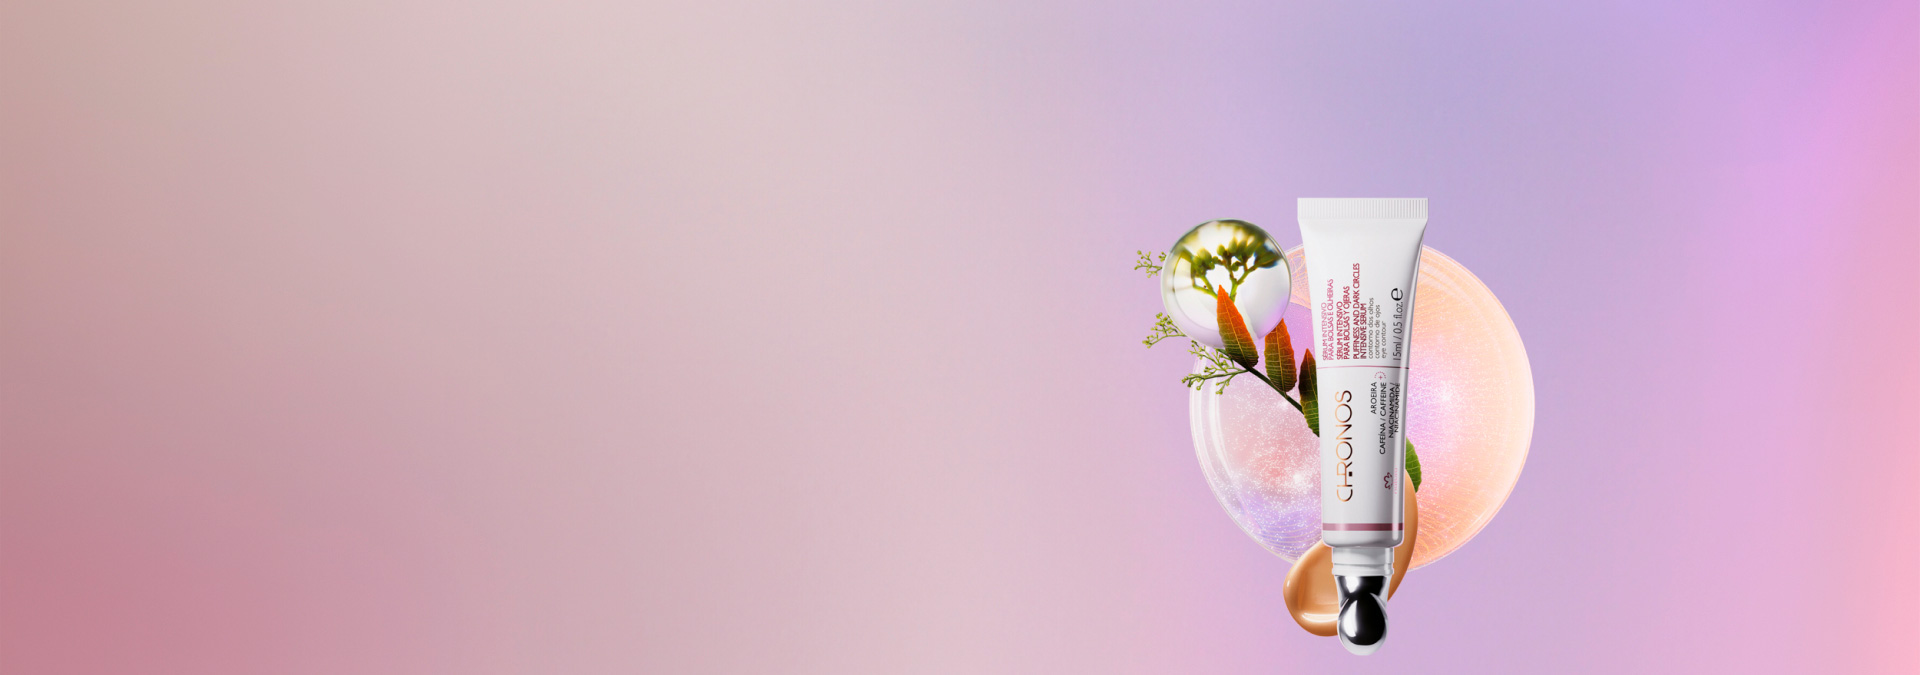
1297 198 1427 656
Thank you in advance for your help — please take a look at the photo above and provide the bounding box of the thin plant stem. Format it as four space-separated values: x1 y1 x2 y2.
1240 365 1304 413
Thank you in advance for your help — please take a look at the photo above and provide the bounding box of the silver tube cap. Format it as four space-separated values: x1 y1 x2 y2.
1336 574 1389 655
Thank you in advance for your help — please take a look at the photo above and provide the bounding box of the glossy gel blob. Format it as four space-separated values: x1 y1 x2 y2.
1160 220 1292 350
1191 246 1533 568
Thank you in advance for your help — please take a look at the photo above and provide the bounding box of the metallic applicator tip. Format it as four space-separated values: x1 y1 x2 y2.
1336 575 1389 655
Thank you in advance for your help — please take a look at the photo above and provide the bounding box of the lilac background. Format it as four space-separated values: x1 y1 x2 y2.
3 1 1916 673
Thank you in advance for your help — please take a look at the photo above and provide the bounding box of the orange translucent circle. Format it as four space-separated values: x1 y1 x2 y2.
1191 246 1534 568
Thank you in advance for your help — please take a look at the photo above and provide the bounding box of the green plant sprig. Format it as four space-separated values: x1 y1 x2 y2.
1143 313 1184 348
1152 315 1303 411
1181 341 1244 394
1134 250 1165 277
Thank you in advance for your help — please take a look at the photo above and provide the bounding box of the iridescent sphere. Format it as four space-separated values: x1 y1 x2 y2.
1160 220 1292 350
1192 246 1534 568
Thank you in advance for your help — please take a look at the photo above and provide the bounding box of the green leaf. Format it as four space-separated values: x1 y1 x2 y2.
1264 319 1296 392
1299 349 1318 436
1215 287 1259 369
1405 439 1422 492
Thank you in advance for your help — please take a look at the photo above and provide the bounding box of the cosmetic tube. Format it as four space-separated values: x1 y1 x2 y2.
1297 198 1428 655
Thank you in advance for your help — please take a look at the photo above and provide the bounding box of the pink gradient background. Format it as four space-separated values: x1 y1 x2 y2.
2 2 1915 673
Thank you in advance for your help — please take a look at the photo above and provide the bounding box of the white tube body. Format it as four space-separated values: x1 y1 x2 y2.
1298 198 1427 579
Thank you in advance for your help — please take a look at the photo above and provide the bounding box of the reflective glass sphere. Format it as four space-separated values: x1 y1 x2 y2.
1159 220 1292 349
